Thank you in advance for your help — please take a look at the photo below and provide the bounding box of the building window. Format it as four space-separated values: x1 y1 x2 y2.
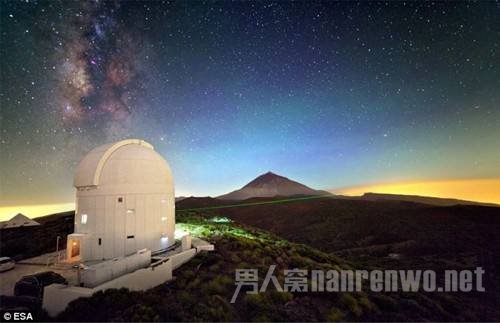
127 235 135 239
98 238 102 246
81 213 88 224
118 197 123 203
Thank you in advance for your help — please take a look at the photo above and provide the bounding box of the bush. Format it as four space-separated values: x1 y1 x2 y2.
340 293 363 317
372 294 397 312
203 275 233 295
177 290 195 307
269 290 293 303
230 253 241 263
359 295 378 313
59 288 137 322
325 307 345 321
124 304 160 322
243 293 281 320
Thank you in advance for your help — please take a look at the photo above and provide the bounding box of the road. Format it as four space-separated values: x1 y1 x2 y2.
0 252 78 296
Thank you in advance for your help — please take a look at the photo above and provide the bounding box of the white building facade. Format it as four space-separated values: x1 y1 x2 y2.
67 139 175 262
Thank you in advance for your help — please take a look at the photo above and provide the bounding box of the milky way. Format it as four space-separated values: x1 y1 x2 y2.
59 1 143 137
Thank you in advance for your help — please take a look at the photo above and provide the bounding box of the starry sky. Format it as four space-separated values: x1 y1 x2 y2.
1 1 499 215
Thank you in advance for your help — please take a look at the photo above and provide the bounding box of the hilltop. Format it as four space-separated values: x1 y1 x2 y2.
217 172 329 200
359 192 499 207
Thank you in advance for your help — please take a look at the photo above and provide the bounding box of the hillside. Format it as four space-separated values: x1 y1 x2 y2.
184 197 500 260
0 211 74 260
55 212 498 321
218 172 328 200
2 199 499 321
176 196 230 209
359 192 498 207
176 196 500 315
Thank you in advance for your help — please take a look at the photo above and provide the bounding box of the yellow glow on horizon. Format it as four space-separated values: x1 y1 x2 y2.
0 203 75 222
332 178 500 205
2 178 499 221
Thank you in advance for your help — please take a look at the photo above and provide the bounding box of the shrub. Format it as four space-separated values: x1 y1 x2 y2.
230 253 241 263
203 275 233 295
177 290 195 306
209 263 221 272
325 307 345 321
359 295 377 313
125 304 160 322
372 294 397 312
187 277 202 289
244 293 271 312
269 290 293 303
340 293 363 317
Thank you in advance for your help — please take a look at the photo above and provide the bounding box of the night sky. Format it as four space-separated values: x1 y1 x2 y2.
1 1 499 212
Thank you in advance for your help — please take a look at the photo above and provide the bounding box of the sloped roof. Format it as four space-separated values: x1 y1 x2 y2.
1 213 40 229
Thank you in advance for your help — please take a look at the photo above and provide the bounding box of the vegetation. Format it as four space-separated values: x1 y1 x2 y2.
0 212 74 261
176 194 332 212
53 211 497 321
4 198 498 321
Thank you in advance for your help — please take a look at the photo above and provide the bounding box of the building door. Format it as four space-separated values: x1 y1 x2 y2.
71 240 80 258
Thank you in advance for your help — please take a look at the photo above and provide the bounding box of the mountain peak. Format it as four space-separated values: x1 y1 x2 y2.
218 172 328 200
245 171 287 187
259 171 280 178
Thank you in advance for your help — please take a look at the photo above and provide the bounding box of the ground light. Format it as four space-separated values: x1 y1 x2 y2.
176 219 260 240
208 216 232 223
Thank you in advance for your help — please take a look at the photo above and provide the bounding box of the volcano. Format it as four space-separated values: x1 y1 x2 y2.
217 172 329 200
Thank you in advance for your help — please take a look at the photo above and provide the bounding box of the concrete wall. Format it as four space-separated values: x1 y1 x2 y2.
43 258 172 317
170 249 196 269
80 249 151 288
192 237 215 252
98 258 172 292
43 240 215 317
181 234 192 251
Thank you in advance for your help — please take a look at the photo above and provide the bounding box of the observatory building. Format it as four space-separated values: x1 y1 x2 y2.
66 139 175 262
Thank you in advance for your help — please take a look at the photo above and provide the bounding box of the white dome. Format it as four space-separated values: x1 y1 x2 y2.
69 139 176 262
74 139 173 195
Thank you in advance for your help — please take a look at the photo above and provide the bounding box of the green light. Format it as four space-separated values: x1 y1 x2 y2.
176 216 261 241
209 216 232 223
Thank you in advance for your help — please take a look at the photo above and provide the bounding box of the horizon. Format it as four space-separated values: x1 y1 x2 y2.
1 174 499 221
1 1 499 219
